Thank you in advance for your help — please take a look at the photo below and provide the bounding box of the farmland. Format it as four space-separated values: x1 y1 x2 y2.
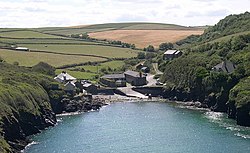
0 22 204 79
71 60 125 73
0 30 62 38
0 49 106 67
89 29 204 48
41 23 205 48
23 44 139 58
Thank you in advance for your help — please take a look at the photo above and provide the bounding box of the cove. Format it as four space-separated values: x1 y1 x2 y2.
24 102 250 153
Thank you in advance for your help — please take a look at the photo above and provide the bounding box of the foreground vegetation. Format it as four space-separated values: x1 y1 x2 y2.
0 62 59 152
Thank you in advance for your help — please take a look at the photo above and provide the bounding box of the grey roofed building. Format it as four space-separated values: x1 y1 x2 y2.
54 72 76 83
163 49 182 60
124 70 142 77
212 61 236 73
100 73 126 87
141 67 150 73
124 70 146 86
101 74 125 80
64 81 76 91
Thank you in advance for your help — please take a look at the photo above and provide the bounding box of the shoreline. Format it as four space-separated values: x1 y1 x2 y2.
22 95 250 152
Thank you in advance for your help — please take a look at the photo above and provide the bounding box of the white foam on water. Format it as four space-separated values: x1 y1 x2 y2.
235 132 250 139
204 111 224 121
21 141 39 152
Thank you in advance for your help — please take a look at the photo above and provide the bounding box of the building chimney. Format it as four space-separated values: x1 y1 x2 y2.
63 74 66 81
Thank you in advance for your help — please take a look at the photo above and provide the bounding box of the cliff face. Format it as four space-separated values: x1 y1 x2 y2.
0 63 57 153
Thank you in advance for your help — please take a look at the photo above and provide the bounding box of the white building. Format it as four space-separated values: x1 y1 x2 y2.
54 72 76 83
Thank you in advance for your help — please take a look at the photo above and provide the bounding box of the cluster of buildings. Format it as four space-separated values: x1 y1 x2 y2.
54 69 148 95
100 70 147 87
54 71 97 95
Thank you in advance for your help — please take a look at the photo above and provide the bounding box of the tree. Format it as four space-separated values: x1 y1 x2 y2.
159 42 174 51
146 45 155 52
145 52 156 59
137 52 145 59
32 62 56 76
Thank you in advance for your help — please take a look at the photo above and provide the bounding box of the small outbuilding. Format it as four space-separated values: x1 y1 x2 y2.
64 81 76 94
15 47 29 51
141 67 150 73
82 82 98 94
100 73 126 87
163 49 182 60
212 61 236 73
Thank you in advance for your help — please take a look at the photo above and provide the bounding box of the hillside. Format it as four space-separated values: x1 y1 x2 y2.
0 62 58 153
159 12 250 126
35 22 205 48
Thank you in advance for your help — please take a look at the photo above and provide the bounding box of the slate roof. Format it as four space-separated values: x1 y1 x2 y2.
54 72 76 82
124 70 145 78
213 61 236 73
101 73 125 79
64 81 75 87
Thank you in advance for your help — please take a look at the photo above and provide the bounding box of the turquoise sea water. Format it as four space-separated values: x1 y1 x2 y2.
24 102 250 153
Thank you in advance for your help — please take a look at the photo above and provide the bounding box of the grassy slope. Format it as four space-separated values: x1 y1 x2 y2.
0 37 98 45
23 44 139 58
0 30 62 38
0 62 56 152
42 22 204 35
0 49 106 67
76 60 125 73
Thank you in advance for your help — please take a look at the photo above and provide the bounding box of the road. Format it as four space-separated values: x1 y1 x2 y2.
152 63 163 75
145 73 157 86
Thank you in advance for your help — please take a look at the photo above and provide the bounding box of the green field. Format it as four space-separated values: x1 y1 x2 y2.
23 44 140 58
43 28 115 36
0 37 98 45
0 30 62 38
74 60 124 73
40 23 202 36
55 69 98 80
0 49 106 67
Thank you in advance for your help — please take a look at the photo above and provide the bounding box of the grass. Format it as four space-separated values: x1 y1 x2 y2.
0 49 106 67
209 31 250 43
44 28 115 36
42 22 205 36
73 60 125 73
0 30 62 38
22 44 140 58
0 37 98 45
55 69 97 80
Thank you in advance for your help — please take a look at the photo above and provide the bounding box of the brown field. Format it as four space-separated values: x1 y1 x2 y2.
89 29 204 48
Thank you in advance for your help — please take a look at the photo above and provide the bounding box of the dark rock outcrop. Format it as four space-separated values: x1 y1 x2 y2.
1 107 56 153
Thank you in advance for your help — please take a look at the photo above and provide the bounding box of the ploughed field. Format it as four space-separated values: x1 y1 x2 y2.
89 29 204 48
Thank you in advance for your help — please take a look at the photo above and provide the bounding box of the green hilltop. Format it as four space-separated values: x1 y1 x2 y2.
159 12 250 126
